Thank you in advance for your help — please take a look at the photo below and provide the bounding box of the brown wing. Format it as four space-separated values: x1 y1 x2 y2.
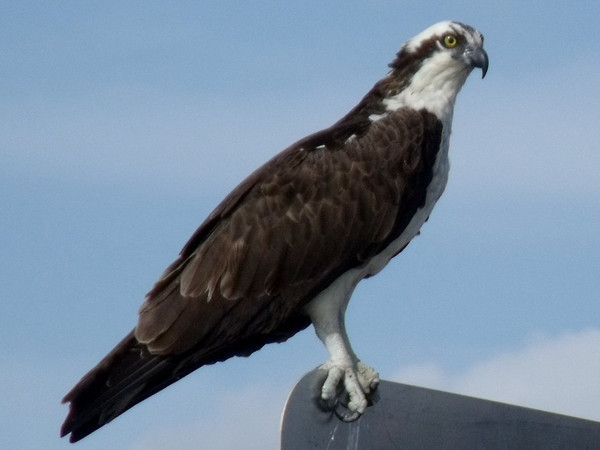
135 107 442 355
61 107 442 442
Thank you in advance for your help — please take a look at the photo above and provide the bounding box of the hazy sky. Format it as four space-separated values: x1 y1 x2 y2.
2 2 599 449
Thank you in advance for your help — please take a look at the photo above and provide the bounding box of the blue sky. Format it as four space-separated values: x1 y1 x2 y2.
2 2 599 449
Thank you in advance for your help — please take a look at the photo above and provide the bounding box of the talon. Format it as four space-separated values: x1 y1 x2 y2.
357 361 380 393
317 361 377 420
318 395 337 412
321 366 344 401
335 403 362 422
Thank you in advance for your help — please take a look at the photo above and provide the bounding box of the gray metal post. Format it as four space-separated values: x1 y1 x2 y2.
281 370 600 449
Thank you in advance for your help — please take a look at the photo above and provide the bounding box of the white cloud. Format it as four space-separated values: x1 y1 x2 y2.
392 328 600 421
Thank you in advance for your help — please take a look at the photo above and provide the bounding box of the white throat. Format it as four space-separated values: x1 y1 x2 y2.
373 52 472 126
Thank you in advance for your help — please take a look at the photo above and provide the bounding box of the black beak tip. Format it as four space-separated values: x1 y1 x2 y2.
481 56 489 79
465 47 489 79
478 48 489 79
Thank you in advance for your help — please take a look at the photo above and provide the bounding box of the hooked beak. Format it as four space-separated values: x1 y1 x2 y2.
464 46 489 79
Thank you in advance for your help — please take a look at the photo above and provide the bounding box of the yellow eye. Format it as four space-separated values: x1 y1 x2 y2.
443 34 458 48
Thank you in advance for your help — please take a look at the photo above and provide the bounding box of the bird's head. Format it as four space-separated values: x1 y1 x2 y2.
373 21 488 121
393 21 488 80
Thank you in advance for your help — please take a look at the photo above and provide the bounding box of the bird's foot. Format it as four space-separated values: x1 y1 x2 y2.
317 360 379 421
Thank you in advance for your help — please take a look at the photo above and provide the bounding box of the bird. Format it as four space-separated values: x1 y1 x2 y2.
61 20 488 442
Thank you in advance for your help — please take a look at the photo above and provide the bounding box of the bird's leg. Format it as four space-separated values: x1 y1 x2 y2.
306 292 380 419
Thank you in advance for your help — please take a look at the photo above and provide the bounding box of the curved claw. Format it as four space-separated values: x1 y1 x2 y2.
334 402 362 422
316 362 380 422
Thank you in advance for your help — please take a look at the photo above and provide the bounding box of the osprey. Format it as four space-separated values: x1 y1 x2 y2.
61 21 488 442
